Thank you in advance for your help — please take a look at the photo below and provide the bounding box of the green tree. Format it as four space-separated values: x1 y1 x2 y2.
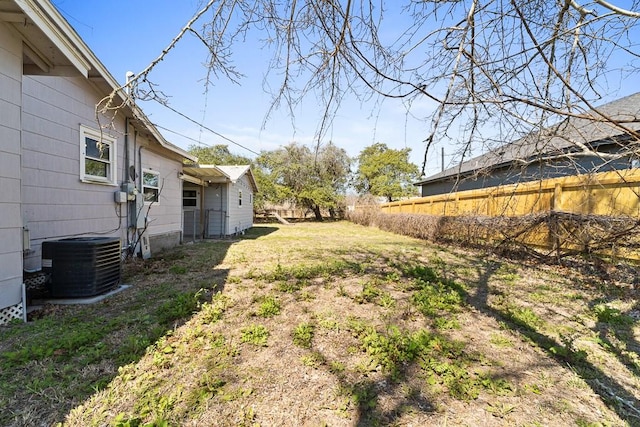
256 142 350 220
354 143 419 202
186 144 273 210
187 144 251 165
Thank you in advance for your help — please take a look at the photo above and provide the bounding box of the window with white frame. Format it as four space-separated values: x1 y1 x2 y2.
80 125 116 184
183 189 198 207
239 190 243 207
142 169 160 203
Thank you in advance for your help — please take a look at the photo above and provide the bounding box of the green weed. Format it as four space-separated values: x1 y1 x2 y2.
377 292 396 309
486 402 516 418
495 264 520 285
505 306 544 329
292 323 315 348
200 293 230 324
256 295 281 317
169 265 187 274
157 290 204 324
412 280 465 317
354 280 380 304
433 317 460 330
276 281 302 293
594 304 633 326
298 290 315 301
329 361 345 374
336 284 349 297
301 351 324 368
489 333 514 348
240 325 269 347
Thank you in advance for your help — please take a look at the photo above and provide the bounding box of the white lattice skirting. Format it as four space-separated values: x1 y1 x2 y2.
0 302 24 325
0 283 27 326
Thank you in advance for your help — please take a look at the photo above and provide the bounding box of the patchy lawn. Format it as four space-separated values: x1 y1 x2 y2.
1 221 639 426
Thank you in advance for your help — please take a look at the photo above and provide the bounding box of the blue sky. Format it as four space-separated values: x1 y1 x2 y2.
50 1 640 176
51 0 438 171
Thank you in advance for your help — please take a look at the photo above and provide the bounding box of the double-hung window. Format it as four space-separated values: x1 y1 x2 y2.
80 125 116 184
239 190 243 207
142 169 160 203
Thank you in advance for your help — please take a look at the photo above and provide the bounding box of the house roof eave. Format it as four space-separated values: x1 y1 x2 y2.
182 165 259 193
7 0 197 164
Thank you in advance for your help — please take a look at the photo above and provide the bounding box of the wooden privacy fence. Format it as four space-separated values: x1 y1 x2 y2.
383 170 640 217
378 170 640 260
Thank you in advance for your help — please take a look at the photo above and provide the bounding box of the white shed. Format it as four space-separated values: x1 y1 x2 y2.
181 165 258 239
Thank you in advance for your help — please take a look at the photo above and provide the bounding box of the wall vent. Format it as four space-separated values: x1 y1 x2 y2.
42 237 121 298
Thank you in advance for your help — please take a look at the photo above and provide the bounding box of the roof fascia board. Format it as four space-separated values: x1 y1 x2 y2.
178 172 205 186
245 168 259 193
17 0 196 163
15 0 91 76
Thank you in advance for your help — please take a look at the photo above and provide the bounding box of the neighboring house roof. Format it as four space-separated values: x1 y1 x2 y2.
416 92 640 186
182 165 259 192
4 0 195 162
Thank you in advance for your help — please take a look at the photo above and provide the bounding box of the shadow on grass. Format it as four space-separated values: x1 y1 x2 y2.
312 246 640 426
469 258 640 425
0 226 278 426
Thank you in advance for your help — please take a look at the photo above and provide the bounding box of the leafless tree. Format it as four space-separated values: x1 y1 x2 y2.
99 0 640 177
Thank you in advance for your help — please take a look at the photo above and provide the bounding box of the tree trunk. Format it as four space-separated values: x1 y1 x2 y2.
313 205 323 221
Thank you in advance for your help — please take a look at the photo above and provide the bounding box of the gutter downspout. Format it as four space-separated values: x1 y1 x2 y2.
125 71 134 251
124 117 130 249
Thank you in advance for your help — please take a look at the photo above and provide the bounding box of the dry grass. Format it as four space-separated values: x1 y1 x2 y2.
348 209 640 263
1 221 639 426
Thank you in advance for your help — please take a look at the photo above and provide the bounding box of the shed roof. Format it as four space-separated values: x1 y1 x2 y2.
182 165 259 192
416 92 640 186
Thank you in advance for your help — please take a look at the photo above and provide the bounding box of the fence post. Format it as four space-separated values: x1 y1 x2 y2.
551 183 563 259
487 193 493 216
553 183 563 211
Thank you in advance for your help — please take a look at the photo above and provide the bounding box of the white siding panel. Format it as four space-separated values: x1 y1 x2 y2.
0 176 20 204
225 174 254 235
0 280 23 311
0 99 20 128
0 29 22 78
139 148 184 238
22 75 127 270
0 70 20 105
0 151 20 180
0 21 23 307
0 126 20 155
21 103 77 145
0 203 21 228
0 228 22 255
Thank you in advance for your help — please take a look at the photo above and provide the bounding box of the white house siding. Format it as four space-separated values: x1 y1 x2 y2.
0 22 25 309
138 147 184 251
21 74 126 270
225 174 254 235
21 75 189 265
